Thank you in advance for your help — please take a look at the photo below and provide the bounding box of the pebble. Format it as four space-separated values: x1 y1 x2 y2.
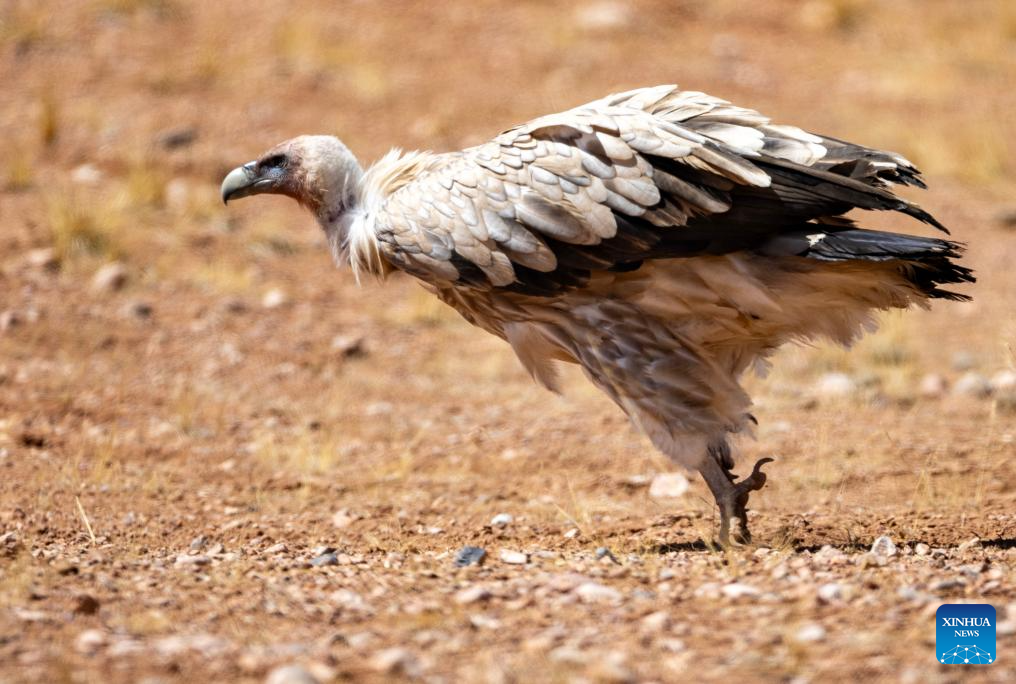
794 623 827 643
953 372 991 398
454 585 492 605
263 542 288 555
991 369 1016 393
90 262 128 293
815 372 855 397
640 611 671 633
575 581 622 603
870 535 897 558
914 543 930 556
75 629 107 654
175 554 210 566
721 583 760 599
261 288 289 309
189 535 207 551
957 537 981 551
369 647 420 676
595 547 620 564
454 546 487 567
648 472 689 499
490 513 514 528
71 164 103 186
310 552 339 567
73 594 100 615
330 334 365 358
25 247 59 271
563 528 580 539
817 582 844 603
0 311 20 332
918 373 947 398
265 664 320 684
499 550 528 565
122 300 153 320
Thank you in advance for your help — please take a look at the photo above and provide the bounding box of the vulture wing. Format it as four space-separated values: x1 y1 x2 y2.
373 85 970 298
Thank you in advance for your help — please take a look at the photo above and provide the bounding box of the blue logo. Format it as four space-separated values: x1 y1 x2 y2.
936 604 996 664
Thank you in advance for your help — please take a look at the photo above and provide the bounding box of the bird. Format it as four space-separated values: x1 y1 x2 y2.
221 84 973 546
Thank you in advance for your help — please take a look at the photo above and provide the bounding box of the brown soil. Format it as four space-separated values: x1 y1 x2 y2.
1 1 1014 682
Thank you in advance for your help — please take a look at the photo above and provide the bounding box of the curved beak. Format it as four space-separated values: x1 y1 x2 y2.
221 162 273 204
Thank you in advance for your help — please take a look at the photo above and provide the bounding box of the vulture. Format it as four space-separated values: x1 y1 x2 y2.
222 85 973 545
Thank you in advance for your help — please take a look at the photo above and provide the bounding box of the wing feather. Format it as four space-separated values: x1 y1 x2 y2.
370 85 945 294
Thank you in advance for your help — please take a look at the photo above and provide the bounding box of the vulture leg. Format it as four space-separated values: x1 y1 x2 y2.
699 454 774 546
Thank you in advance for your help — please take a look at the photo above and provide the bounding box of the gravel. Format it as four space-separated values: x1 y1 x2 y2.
870 535 897 558
265 664 320 684
648 472 689 499
91 262 128 293
498 550 528 565
490 513 514 528
310 552 339 567
453 546 487 567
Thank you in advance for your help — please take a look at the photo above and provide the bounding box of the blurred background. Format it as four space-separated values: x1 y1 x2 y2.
1 1 1014 682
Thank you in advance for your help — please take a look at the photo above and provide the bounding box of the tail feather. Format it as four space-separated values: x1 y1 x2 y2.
759 227 975 301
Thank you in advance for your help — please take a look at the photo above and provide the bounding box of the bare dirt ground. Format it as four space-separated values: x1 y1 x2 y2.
1 1 1015 682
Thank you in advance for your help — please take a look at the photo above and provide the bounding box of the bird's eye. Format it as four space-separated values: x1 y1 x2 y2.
260 154 288 170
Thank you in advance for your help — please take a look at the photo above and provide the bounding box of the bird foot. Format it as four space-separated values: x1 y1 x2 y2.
725 457 774 544
706 456 774 547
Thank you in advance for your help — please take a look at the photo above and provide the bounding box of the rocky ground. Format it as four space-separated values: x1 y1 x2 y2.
1 1 1015 682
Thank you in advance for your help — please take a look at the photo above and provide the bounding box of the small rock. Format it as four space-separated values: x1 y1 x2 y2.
265 664 320 684
588 651 636 683
953 372 991 398
817 582 844 603
263 542 288 555
640 611 671 633
499 549 528 565
453 585 491 605
990 369 1016 393
310 552 338 567
75 629 108 654
490 513 514 528
454 546 487 567
563 528 580 539
369 647 420 676
261 288 289 309
815 372 855 397
794 623 827 643
174 554 211 567
331 510 355 528
71 164 104 186
189 535 207 551
919 373 947 398
595 547 620 564
575 1 632 31
929 578 966 592
914 543 931 556
870 535 897 558
121 300 151 319
73 594 100 616
25 247 59 271
951 351 977 371
957 537 981 551
575 581 622 604
91 262 128 293
331 334 365 357
165 178 190 211
156 126 198 150
0 311 20 332
648 472 690 499
721 583 760 599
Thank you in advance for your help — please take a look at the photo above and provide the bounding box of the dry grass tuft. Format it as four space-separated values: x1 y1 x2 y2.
46 192 124 263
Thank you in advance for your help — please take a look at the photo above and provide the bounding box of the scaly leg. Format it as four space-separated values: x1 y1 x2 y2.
699 454 774 546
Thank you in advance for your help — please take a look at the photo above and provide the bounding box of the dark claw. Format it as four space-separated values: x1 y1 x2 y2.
737 457 774 494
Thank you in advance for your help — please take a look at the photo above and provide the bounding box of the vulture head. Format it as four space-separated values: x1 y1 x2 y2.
221 135 363 218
